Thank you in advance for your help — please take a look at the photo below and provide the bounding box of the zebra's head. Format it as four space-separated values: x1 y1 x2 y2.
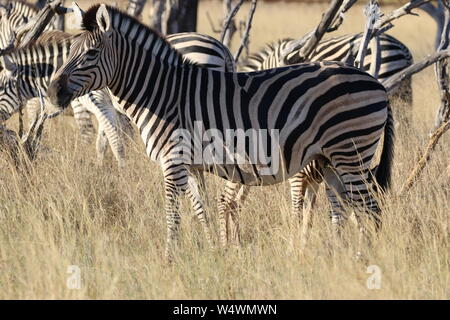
48 5 116 109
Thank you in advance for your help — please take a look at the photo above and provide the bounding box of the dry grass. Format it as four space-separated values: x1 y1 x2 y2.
0 1 448 299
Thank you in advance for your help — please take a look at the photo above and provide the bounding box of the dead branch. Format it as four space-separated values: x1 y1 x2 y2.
383 49 450 95
371 0 433 38
295 0 344 63
221 0 245 47
369 31 381 78
420 1 445 49
355 0 381 70
280 0 358 65
434 0 450 130
400 119 449 193
206 11 221 34
234 0 257 62
18 0 68 48
400 1 450 193
328 0 358 32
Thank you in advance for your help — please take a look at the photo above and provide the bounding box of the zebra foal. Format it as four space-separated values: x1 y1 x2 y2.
48 5 394 260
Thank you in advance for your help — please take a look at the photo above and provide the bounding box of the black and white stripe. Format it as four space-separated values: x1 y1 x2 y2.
240 33 410 220
0 1 100 147
167 32 236 72
241 33 413 103
0 31 126 167
48 5 395 259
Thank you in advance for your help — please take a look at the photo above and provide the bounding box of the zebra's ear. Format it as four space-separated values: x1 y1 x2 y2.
0 55 17 75
71 2 84 29
96 4 111 33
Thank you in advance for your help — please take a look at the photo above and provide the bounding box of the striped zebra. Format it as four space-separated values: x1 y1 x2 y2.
0 31 126 167
240 33 411 223
240 34 414 104
48 5 395 260
167 33 236 72
0 2 128 166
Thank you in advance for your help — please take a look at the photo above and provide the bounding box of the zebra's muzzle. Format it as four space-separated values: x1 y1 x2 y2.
47 75 74 109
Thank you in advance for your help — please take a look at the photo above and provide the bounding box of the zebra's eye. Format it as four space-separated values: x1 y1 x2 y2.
86 49 99 57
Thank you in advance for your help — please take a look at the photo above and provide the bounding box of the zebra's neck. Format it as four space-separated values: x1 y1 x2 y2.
107 35 190 161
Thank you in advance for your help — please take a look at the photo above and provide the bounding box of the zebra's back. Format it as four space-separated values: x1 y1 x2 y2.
166 33 235 72
240 33 413 81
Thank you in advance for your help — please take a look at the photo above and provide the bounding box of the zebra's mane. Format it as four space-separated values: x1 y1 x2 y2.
82 4 194 66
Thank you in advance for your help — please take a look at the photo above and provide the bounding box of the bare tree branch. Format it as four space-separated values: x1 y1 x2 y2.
355 0 381 70
372 0 433 37
234 0 257 62
420 0 445 49
434 0 450 130
369 32 381 78
400 1 450 193
280 0 358 65
14 0 71 49
206 11 221 34
295 0 344 63
400 119 449 193
328 0 358 32
383 49 450 95
221 0 244 47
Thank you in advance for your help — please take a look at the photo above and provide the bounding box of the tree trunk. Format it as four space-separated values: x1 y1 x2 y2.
149 0 198 35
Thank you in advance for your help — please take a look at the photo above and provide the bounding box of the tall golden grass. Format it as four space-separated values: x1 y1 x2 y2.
0 1 448 299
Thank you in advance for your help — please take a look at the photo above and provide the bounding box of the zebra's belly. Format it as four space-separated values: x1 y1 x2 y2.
196 161 298 186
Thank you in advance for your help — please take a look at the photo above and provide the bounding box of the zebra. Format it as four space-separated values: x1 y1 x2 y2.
0 31 127 167
240 34 414 104
0 2 128 167
166 32 236 72
239 33 411 225
47 5 395 260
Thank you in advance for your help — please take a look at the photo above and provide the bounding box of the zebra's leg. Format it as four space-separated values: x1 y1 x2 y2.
25 98 41 133
163 165 187 262
190 169 208 205
345 169 382 256
118 113 135 143
322 166 349 243
289 172 307 220
324 165 381 256
218 181 242 247
95 127 108 165
83 91 126 168
186 174 214 250
71 98 95 145
228 185 250 246
299 180 320 251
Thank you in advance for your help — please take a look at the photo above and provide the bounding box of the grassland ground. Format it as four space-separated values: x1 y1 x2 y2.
0 1 448 299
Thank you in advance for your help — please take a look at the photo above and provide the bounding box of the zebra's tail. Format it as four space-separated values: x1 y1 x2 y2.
375 102 395 193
